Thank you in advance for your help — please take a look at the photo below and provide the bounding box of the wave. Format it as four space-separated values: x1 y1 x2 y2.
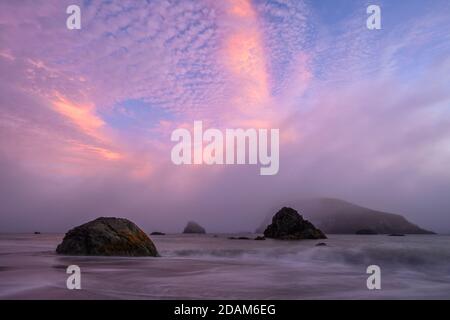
165 241 450 272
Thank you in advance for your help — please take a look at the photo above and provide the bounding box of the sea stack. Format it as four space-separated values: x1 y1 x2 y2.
183 221 206 234
264 207 327 240
56 217 158 256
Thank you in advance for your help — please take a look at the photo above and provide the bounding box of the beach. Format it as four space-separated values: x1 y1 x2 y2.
0 233 449 299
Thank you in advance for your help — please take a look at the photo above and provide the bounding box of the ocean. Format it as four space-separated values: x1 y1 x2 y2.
0 233 449 299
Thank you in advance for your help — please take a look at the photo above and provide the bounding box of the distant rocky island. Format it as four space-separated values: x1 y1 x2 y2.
183 221 206 234
150 231 165 235
257 198 434 235
56 217 159 256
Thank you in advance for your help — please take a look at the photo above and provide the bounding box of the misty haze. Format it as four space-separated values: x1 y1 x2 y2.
1 0 450 301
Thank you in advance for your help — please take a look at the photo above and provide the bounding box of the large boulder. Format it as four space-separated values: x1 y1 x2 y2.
264 207 327 240
183 221 206 234
56 217 158 256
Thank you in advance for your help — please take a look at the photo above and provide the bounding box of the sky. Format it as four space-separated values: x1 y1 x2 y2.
1 0 450 233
